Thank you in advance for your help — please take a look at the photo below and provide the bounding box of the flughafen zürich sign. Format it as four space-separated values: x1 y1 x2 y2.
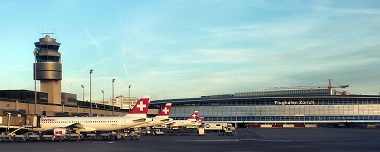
274 100 315 105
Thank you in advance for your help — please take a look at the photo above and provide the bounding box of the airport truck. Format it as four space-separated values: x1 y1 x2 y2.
13 134 27 142
224 126 235 136
42 135 54 142
217 124 235 136
204 122 232 132
128 132 140 140
0 134 12 142
25 132 40 142
198 126 205 136
153 129 164 136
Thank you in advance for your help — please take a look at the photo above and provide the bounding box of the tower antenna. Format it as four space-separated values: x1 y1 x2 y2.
41 32 54 35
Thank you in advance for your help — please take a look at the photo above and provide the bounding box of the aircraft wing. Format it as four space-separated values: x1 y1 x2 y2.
0 123 86 130
52 123 97 132
80 126 97 132
133 118 146 123
165 121 175 125
160 118 172 122
66 123 85 129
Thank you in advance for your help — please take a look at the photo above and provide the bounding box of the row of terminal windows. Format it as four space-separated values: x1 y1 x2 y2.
235 89 330 96
43 120 118 123
194 116 380 121
175 100 380 106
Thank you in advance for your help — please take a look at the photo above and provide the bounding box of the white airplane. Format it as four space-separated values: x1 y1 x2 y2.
137 103 173 128
166 111 199 128
29 97 150 133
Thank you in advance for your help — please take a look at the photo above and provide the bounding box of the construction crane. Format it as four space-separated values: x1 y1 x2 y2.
266 79 349 95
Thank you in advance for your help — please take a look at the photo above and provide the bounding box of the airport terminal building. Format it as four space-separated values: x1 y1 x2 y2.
1 88 380 128
152 89 380 127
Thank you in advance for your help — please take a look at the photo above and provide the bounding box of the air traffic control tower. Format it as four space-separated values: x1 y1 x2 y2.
34 34 62 105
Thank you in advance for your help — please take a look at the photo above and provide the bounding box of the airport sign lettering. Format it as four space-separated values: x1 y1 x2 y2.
274 100 315 105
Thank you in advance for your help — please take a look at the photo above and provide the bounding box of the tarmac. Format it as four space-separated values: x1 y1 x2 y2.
2 128 380 152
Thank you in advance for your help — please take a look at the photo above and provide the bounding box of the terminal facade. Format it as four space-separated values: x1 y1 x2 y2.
1 89 380 128
153 89 380 127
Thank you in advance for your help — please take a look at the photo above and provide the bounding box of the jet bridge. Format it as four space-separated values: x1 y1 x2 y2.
0 114 41 133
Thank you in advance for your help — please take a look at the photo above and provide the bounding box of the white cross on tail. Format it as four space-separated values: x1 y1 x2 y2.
162 107 169 114
137 101 146 111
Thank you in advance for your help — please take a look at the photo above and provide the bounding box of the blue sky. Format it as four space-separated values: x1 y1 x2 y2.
0 0 379 101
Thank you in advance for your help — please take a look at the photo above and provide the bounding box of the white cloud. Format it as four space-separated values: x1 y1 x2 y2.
122 46 148 61
315 5 380 15
159 48 256 65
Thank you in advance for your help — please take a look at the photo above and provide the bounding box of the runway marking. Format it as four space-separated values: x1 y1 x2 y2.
240 128 255 140
91 141 115 144
176 139 311 142
238 139 311 142
252 130 269 139
246 128 269 139
176 139 239 142
238 139 292 142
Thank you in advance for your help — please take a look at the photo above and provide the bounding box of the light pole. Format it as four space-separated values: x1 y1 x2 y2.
128 85 131 111
112 79 115 115
81 85 84 101
101 90 104 106
81 85 85 114
7 112 11 135
33 49 38 116
90 69 93 116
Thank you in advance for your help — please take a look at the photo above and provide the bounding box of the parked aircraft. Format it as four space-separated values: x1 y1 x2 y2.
137 103 173 128
29 97 150 133
166 111 199 128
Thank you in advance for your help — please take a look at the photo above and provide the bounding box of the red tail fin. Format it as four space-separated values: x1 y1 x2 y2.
188 111 198 120
157 103 172 116
128 97 150 114
197 117 204 123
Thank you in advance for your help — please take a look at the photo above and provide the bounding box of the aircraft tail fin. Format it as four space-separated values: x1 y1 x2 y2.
156 103 172 118
197 117 204 123
188 111 198 121
125 97 150 117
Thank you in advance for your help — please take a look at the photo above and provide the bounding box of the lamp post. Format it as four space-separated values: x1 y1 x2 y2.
112 79 115 115
81 85 84 101
81 85 85 114
128 85 131 111
33 49 38 116
90 69 93 116
101 90 104 106
7 112 11 135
